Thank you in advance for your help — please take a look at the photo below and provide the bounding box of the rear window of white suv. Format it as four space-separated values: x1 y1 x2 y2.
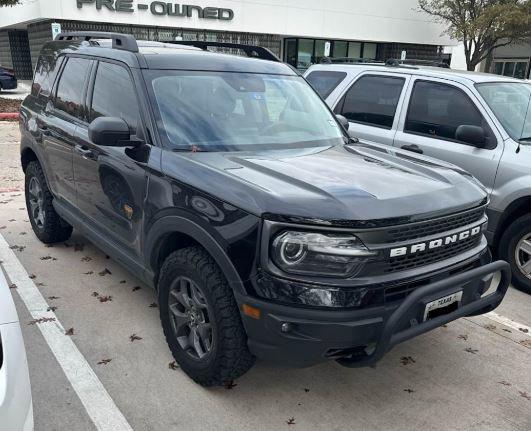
306 71 347 99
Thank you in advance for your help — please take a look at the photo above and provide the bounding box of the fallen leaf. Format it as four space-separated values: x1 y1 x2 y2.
83 271 94 275
129 333 142 342
168 361 179 370
65 327 74 336
404 388 415 393
224 380 237 390
91 292 100 297
484 324 496 331
74 243 85 252
304 388 310 393
28 317 56 325
99 295 113 303
119 280 126 284
98 359 112 365
29 274 36 279
47 306 57 312
502 328 512 333
132 286 141 292
19 231 27 235
48 296 60 300
498 381 512 386
149 302 158 308
40 255 57 261
286 417 296 425
81 256 92 262
37 282 46 287
10 245 25 252
98 268 112 276
8 219 15 222
464 347 479 355
518 339 531 348
9 283 17 289
519 391 531 401
519 328 529 334
400 356 416 365
458 334 468 341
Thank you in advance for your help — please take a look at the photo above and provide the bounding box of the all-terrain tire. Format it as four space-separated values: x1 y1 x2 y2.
158 246 255 386
25 160 73 243
499 214 531 294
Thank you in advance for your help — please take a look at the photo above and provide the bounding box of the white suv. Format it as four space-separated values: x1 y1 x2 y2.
305 62 531 293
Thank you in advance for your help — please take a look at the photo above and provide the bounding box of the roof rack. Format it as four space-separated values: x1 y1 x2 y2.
320 57 381 65
55 31 139 53
166 41 280 62
392 58 450 68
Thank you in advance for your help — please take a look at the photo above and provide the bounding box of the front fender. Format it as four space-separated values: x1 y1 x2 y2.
143 212 248 295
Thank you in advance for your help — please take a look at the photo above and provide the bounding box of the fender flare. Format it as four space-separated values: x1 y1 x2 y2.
144 213 247 295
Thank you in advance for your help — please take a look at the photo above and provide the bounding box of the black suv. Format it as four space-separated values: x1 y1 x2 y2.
20 32 510 386
0 64 17 92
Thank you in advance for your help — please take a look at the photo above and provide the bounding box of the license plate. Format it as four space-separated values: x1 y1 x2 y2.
423 291 463 321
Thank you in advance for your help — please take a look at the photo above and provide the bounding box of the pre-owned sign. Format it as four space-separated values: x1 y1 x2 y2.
76 0 234 20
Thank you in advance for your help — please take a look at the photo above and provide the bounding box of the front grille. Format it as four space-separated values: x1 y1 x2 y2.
387 208 484 243
384 235 481 273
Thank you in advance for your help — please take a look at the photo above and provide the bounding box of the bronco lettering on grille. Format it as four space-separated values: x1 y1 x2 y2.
389 225 483 258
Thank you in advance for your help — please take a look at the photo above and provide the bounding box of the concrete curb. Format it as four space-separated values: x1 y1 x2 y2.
0 113 19 121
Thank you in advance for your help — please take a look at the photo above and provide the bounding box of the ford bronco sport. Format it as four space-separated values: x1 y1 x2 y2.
20 33 510 386
305 59 531 294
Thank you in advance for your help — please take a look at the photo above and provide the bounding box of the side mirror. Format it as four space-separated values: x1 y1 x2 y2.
89 117 134 147
455 125 486 147
336 114 350 131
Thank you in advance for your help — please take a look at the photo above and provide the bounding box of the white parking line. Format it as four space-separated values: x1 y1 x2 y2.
484 311 531 335
0 234 133 431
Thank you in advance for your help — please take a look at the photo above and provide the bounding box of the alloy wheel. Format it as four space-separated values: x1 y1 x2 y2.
28 176 45 229
515 233 531 280
168 276 213 360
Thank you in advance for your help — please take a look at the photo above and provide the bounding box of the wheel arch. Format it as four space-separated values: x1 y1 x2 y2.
493 195 531 247
21 145 39 173
144 214 247 295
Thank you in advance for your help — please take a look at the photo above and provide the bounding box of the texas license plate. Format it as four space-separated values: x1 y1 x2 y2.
423 291 463 321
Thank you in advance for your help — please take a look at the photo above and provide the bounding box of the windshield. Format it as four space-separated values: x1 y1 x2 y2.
476 82 531 142
146 71 344 151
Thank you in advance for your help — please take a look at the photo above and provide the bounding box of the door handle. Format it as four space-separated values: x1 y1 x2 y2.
401 144 424 154
75 145 95 160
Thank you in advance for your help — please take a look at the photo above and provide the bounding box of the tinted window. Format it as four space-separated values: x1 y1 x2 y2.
54 57 91 118
405 81 492 145
306 71 347 99
90 62 140 131
31 55 64 98
339 75 405 128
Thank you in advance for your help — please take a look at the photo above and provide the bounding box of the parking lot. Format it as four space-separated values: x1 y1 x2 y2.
1 121 530 431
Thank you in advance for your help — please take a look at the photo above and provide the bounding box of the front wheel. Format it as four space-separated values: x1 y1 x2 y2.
499 214 531 294
158 246 255 386
25 161 73 243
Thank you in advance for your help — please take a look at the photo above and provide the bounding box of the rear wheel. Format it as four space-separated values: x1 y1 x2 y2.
158 246 254 386
25 161 72 243
499 214 531 294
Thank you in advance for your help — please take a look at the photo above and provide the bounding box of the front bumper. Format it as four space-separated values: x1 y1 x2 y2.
237 260 510 368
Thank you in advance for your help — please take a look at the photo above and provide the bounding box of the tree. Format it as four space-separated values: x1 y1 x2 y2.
0 0 20 6
418 0 531 71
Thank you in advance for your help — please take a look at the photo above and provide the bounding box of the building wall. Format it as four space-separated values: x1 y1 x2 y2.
0 31 12 69
0 0 455 47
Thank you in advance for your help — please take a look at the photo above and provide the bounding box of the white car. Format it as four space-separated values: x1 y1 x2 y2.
0 270 33 430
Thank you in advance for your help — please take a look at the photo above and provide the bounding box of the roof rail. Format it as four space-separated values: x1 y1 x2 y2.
166 41 280 62
55 31 139 53
320 57 381 65
393 58 450 69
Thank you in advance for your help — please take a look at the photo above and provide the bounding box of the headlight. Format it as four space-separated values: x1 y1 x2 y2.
271 231 376 277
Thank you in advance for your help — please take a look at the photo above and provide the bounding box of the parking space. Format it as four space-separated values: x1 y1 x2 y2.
1 122 530 431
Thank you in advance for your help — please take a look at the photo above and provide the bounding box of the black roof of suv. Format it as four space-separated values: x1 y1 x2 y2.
19 32 510 387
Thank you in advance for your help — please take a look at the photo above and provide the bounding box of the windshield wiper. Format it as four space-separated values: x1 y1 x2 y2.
519 136 531 142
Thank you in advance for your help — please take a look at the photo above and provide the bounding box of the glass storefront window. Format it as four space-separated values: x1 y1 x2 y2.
348 42 361 58
493 62 504 75
363 43 377 59
285 39 297 68
514 62 528 79
503 62 516 77
298 39 314 69
314 40 329 64
334 41 348 58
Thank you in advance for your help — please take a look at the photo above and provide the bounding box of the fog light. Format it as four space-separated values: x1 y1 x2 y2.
281 322 292 333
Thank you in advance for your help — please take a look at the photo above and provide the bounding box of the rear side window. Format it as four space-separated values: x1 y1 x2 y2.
306 71 347 99
31 55 64 98
54 57 91 119
405 80 493 145
338 75 405 129
90 61 140 131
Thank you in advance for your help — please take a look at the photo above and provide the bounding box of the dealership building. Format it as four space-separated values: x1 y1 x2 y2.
0 0 457 79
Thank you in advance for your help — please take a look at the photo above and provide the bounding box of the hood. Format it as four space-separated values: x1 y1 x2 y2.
161 142 487 226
